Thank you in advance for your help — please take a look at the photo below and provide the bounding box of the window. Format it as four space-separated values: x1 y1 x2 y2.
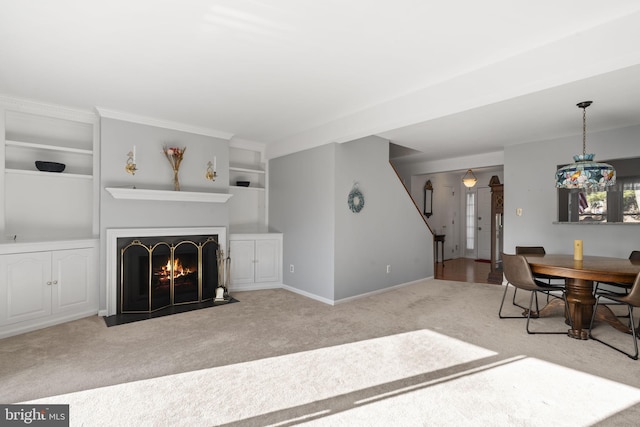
558 157 640 223
466 192 475 250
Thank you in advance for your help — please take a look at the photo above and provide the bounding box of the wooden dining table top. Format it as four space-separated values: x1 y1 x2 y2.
523 254 640 284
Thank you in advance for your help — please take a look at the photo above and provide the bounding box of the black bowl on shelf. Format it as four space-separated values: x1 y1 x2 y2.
35 161 66 173
236 181 250 187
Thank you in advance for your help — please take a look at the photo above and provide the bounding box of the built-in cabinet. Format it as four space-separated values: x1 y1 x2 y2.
0 240 98 338
229 233 282 289
0 97 100 338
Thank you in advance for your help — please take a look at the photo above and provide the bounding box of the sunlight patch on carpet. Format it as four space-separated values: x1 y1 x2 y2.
305 357 640 426
23 330 494 426
29 330 640 426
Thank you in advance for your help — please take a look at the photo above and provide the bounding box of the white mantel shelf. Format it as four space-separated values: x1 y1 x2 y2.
105 187 233 203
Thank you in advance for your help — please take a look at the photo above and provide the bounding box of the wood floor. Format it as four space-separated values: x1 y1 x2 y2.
434 258 494 284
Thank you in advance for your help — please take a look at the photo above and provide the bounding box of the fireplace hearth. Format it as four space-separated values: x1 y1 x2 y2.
103 297 239 327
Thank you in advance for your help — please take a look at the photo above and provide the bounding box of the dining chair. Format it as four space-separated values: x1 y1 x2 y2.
499 253 571 335
512 246 565 310
589 272 640 360
593 250 640 295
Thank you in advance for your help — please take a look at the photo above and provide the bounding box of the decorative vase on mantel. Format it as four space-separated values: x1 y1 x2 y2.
163 146 186 191
173 169 180 191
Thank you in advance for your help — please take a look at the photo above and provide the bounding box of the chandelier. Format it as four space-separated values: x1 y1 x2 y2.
555 101 615 190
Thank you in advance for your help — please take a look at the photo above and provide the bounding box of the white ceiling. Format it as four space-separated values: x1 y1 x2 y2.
2 1 640 161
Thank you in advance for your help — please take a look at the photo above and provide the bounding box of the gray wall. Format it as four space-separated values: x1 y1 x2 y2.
334 136 432 300
269 137 432 303
504 124 640 257
98 118 230 310
269 143 336 301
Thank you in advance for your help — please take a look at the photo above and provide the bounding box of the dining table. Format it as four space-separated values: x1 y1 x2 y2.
523 254 640 340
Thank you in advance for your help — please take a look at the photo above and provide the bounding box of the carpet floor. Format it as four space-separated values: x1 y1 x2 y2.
2 279 640 426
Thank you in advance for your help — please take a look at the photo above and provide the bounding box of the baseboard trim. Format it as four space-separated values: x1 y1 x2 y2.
229 283 282 292
0 309 98 339
333 278 430 305
96 277 438 317
280 285 335 305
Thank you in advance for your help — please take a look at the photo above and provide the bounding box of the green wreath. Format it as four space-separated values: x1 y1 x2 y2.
348 187 365 213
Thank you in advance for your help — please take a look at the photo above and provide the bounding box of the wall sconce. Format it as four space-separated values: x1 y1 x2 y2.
462 169 477 188
125 146 137 175
205 156 217 181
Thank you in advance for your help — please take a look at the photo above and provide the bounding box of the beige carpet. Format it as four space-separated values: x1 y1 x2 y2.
3 279 640 426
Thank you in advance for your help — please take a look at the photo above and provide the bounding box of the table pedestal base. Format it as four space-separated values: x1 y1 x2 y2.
565 278 595 340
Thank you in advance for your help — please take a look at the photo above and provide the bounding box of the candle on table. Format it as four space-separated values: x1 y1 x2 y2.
574 240 583 261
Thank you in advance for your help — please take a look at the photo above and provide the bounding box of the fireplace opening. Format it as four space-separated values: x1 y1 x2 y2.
119 235 219 314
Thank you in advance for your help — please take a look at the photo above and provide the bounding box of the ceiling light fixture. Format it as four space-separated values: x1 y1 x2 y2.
555 101 616 190
462 169 477 188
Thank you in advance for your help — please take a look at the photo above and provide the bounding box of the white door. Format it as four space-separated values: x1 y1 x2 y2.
477 187 492 260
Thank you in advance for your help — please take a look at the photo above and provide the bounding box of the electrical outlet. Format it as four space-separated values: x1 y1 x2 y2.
386 265 391 274
289 264 294 273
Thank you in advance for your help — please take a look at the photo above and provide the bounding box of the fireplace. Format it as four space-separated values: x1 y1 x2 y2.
106 227 227 316
119 235 219 313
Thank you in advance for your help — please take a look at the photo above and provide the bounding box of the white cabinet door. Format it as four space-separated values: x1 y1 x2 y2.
229 235 282 287
230 240 256 285
0 252 52 325
0 241 98 338
52 248 94 313
255 239 280 283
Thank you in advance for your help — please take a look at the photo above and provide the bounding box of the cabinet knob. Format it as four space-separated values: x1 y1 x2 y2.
53 280 58 285
47 281 52 286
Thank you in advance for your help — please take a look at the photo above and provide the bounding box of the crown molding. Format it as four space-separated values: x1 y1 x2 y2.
95 107 234 140
229 137 266 154
0 94 97 123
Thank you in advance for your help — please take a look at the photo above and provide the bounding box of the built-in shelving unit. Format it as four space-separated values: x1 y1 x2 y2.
1 100 99 240
6 168 93 180
228 141 267 228
0 98 100 339
5 139 92 155
229 164 266 191
229 156 266 189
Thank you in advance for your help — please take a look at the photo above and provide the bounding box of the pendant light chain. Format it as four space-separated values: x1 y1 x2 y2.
582 105 587 156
